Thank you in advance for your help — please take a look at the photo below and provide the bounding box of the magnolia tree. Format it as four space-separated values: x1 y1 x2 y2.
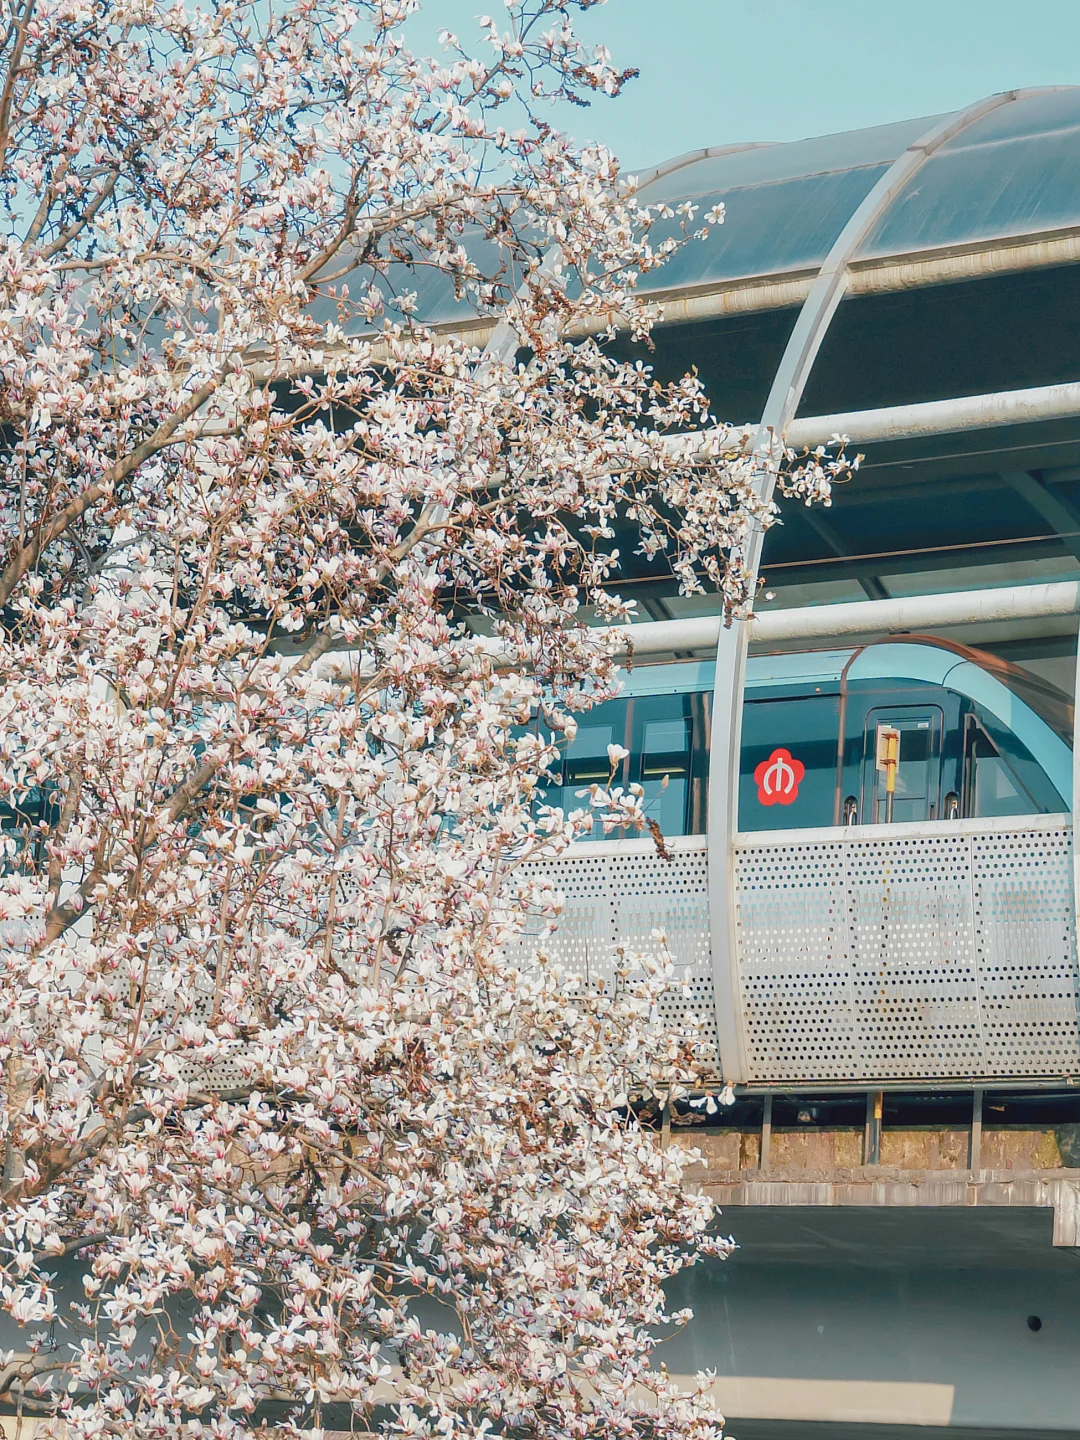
0 1 845 1436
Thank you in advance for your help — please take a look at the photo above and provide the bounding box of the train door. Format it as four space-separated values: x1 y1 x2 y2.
859 706 945 824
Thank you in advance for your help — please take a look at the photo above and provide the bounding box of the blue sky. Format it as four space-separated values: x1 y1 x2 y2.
413 0 1080 166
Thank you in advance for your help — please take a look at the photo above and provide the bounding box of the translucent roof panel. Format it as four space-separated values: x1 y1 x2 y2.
311 114 926 329
633 116 936 291
639 164 895 291
636 115 935 203
859 88 1080 260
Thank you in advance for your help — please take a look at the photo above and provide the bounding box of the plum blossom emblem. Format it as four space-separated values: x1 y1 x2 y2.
754 747 806 805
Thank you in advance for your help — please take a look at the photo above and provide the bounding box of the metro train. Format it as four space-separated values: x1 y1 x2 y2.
540 637 1074 835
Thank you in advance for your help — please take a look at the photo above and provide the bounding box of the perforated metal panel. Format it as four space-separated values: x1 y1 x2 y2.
521 818 1080 1087
513 838 718 1068
972 824 1079 1076
174 974 250 1091
735 817 1080 1083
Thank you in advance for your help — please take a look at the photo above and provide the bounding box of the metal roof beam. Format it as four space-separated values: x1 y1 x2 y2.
670 381 1080 463
796 508 889 599
786 380 1080 451
608 580 1080 657
322 581 1080 682
1003 471 1080 564
409 226 1080 348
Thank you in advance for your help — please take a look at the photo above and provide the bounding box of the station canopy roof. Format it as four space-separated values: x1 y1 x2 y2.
634 86 1080 293
304 88 1080 666
583 88 1080 664
321 86 1080 333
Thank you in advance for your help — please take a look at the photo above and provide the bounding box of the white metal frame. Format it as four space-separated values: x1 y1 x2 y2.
706 91 1022 1084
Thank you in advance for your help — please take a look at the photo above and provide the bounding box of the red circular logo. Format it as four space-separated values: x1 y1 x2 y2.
754 747 805 806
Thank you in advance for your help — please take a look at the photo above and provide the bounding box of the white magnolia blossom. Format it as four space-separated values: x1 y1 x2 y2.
0 1 850 1436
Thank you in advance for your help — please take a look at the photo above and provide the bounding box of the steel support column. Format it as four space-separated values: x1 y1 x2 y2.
705 91 1019 1083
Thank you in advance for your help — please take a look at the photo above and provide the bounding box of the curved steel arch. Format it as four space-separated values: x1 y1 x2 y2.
704 89 1025 1084
632 141 772 194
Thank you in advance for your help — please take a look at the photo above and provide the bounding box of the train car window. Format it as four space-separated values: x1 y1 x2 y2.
861 707 943 824
739 695 841 832
639 716 692 837
0 788 58 873
564 721 622 786
541 711 627 819
537 691 710 840
625 692 709 838
962 650 1074 745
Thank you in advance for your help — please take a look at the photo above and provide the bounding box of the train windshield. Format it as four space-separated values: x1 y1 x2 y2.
961 646 1074 744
